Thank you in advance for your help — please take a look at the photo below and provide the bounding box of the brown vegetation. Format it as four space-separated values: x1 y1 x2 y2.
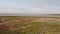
0 16 60 34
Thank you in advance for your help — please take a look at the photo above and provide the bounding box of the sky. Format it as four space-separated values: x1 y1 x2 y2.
0 0 60 14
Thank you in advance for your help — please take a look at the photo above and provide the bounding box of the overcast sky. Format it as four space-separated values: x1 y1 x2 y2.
0 0 60 14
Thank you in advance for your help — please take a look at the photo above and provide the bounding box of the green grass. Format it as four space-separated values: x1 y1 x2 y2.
0 16 60 34
19 22 60 34
0 22 59 34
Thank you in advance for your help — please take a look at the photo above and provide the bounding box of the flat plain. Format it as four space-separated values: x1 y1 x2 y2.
0 16 60 34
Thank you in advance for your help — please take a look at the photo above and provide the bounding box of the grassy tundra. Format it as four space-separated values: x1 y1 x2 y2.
0 16 60 34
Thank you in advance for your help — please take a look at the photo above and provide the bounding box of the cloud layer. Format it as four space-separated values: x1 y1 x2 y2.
0 0 60 14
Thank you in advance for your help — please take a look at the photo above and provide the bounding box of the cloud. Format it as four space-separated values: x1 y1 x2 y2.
40 9 60 14
31 0 60 9
28 8 60 14
0 7 60 14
